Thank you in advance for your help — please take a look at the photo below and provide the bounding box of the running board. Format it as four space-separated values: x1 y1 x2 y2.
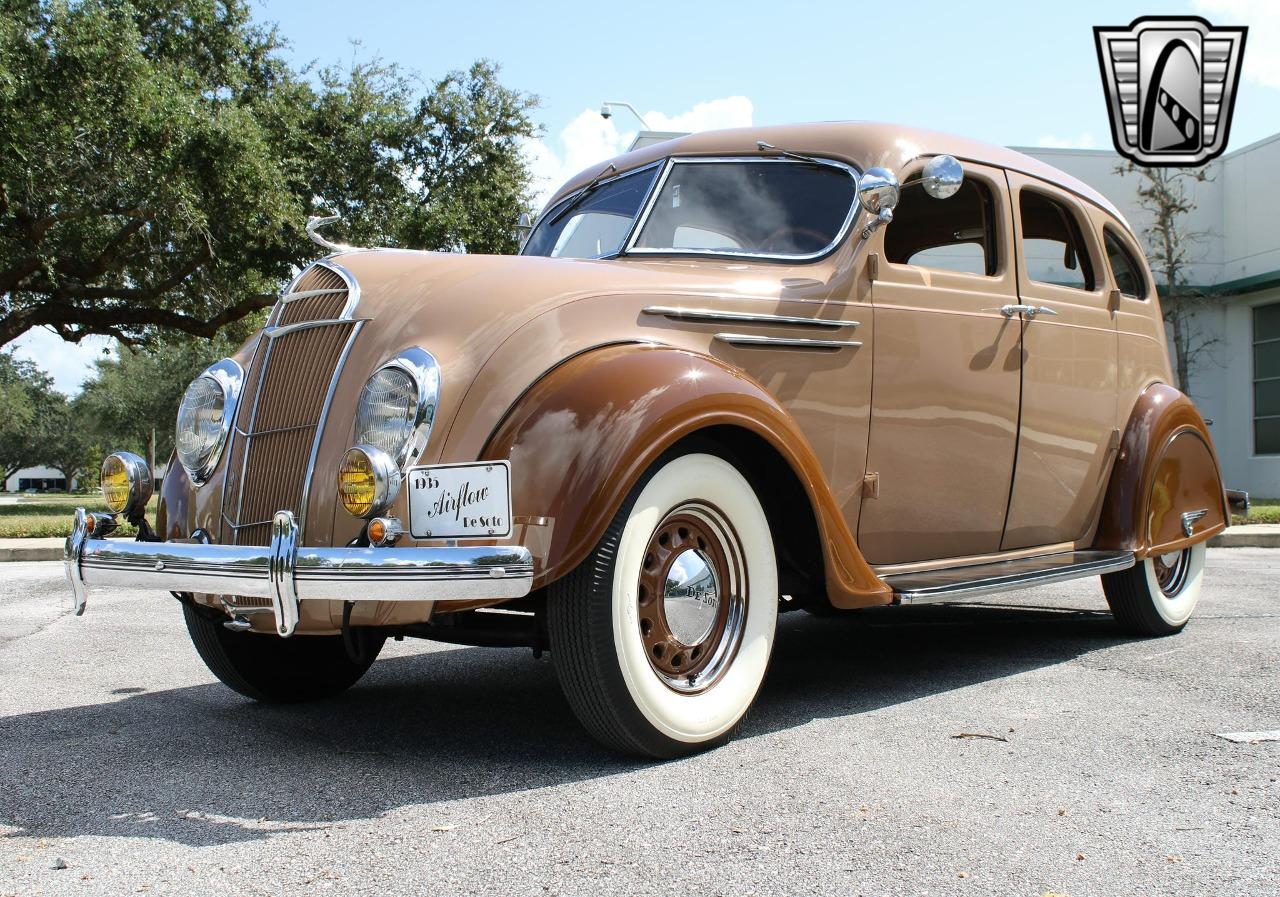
883 550 1136 604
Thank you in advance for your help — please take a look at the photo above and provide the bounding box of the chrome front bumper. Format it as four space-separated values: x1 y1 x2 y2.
64 509 534 637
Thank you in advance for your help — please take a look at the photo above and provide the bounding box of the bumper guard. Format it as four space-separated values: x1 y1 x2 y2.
64 509 534 637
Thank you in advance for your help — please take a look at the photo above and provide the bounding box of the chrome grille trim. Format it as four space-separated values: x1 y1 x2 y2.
268 260 360 327
221 260 365 547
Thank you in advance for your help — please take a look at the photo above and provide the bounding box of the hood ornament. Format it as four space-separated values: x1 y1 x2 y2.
306 214 358 254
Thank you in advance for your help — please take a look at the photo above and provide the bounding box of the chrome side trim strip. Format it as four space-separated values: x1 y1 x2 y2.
643 306 857 329
713 333 863 350
64 509 535 638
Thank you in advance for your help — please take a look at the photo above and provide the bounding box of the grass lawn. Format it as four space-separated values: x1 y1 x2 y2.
0 493 158 539
1234 498 1280 526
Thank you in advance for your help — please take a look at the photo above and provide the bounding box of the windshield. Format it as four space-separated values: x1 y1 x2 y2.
632 160 857 257
522 165 660 259
523 157 859 261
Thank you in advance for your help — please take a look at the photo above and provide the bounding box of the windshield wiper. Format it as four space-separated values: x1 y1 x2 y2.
545 162 618 228
756 140 828 167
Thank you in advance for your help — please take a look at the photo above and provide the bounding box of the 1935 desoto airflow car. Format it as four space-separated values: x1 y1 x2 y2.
66 123 1238 758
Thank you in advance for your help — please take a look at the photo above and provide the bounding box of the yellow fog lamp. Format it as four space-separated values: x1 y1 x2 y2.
338 445 399 519
100 452 153 520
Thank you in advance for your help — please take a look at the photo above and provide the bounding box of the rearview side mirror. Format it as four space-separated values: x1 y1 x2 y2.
858 167 901 238
921 154 964 199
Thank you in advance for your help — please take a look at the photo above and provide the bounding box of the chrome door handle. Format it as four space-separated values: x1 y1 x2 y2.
1000 304 1058 318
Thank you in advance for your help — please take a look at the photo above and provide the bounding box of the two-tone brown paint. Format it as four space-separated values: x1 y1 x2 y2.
482 344 892 608
153 122 1227 631
1093 383 1229 557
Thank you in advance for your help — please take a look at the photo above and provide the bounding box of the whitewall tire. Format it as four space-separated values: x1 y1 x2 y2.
548 451 778 758
1102 542 1206 636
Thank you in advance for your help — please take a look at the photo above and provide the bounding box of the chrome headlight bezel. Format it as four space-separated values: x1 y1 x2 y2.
351 347 440 470
175 358 243 485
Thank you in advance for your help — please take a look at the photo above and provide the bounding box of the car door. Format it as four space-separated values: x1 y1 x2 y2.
857 160 1022 565
1001 172 1120 550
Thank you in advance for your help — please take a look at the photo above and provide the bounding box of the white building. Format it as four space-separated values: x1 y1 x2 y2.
1023 134 1280 498
5 465 74 492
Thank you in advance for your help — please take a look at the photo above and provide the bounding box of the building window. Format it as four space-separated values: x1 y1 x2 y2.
1256 303 1280 455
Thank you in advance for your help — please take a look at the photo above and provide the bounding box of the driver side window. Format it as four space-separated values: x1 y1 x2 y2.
883 173 998 276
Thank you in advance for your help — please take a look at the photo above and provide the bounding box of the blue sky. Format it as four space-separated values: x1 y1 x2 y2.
15 0 1280 393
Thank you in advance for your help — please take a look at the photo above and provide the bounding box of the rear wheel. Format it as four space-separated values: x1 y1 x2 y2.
183 604 384 702
1102 542 1206 636
548 452 778 758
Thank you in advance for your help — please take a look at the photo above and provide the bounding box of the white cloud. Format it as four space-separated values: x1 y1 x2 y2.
524 96 754 209
1194 0 1280 88
1035 133 1098 149
7 328 114 397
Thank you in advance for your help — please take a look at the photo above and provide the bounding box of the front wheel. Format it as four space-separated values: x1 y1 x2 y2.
183 604 384 702
1102 542 1207 636
548 452 778 758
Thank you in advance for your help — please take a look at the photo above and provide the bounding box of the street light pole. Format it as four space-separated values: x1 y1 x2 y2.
599 101 653 131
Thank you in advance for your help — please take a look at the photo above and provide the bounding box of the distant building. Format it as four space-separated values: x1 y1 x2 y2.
5 465 74 492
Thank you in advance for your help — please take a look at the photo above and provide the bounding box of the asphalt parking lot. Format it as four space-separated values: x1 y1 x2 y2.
1 549 1277 897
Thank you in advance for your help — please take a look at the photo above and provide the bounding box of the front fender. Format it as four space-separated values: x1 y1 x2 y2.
481 344 891 608
1093 383 1229 557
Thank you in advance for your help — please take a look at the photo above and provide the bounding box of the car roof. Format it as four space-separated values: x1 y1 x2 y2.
546 121 1129 229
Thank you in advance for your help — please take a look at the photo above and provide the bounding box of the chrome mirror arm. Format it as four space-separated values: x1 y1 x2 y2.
861 207 894 239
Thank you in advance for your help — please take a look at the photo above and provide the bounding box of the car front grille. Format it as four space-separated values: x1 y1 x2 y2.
221 262 361 546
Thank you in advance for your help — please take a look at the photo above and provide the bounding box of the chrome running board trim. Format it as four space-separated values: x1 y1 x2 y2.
642 306 856 329
884 550 1135 604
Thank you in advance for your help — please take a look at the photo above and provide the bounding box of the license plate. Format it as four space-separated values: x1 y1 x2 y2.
405 461 512 540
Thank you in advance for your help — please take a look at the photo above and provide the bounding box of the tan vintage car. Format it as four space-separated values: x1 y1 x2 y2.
66 122 1236 758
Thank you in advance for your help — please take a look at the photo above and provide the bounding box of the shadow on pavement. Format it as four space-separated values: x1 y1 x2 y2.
0 601 1127 846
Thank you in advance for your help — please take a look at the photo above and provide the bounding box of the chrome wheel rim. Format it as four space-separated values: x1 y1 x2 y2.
1153 548 1192 598
636 502 747 693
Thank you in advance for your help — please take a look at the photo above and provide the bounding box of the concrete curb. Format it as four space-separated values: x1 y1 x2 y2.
0 543 64 562
1209 526 1280 548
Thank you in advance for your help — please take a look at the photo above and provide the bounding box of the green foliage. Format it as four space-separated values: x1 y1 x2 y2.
0 350 56 486
0 0 539 348
77 327 252 461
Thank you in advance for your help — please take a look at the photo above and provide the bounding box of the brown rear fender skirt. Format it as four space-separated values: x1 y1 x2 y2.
483 343 892 609
1093 383 1229 558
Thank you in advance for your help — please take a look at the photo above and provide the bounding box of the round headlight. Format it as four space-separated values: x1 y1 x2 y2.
338 445 399 518
175 359 242 484
353 368 417 461
101 451 152 518
351 348 439 468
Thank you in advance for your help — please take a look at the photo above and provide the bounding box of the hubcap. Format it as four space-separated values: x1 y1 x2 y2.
1153 548 1192 597
636 503 747 693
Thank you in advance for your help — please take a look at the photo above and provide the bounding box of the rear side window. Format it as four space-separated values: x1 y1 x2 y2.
1019 190 1095 291
884 176 998 276
1104 229 1147 298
